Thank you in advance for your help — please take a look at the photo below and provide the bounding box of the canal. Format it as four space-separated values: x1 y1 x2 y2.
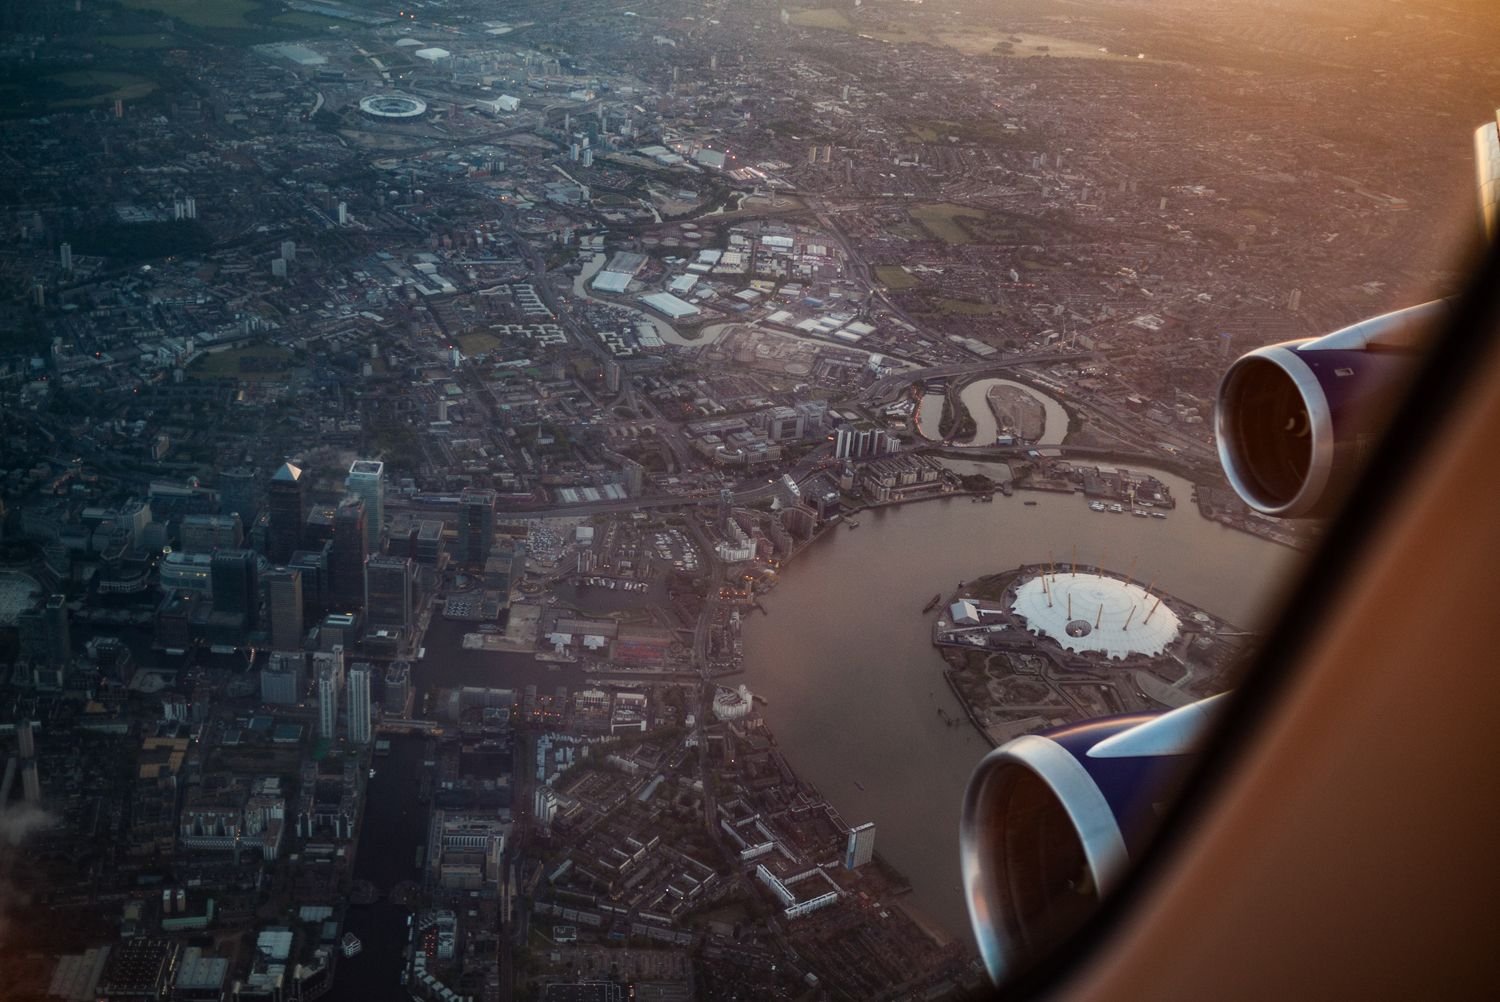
326 735 430 1002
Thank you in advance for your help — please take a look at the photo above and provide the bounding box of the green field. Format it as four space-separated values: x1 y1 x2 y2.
48 71 158 108
909 203 988 245
119 0 261 29
457 332 501 354
788 8 854 31
907 118 1023 146
188 345 294 381
874 265 920 290
272 11 347 30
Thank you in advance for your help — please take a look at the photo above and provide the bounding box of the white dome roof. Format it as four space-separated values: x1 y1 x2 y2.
1011 572 1180 659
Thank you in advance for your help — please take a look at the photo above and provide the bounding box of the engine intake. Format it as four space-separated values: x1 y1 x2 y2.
1214 300 1445 517
961 696 1224 985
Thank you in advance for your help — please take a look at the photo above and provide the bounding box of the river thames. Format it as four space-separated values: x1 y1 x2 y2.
741 461 1297 943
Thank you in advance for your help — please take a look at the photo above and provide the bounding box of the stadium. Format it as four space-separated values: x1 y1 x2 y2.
359 93 428 121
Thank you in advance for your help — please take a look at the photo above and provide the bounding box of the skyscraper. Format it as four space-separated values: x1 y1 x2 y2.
347 663 372 744
218 467 259 533
17 720 40 804
267 462 307 564
845 822 876 869
290 545 330 621
265 567 304 651
261 651 305 705
314 647 345 740
18 593 70 667
458 488 496 566
210 550 259 629
384 661 412 715
329 497 367 611
346 460 385 555
834 424 896 461
365 554 414 634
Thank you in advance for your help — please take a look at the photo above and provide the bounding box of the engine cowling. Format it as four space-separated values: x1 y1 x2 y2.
1214 300 1446 517
960 696 1225 985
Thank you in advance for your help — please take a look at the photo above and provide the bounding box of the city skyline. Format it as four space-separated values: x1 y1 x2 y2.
0 1 1491 1000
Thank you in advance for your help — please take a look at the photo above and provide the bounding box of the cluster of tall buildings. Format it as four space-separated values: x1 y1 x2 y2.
252 458 416 656
833 423 899 461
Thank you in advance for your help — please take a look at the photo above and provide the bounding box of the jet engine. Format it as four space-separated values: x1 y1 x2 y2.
1213 300 1446 517
960 695 1225 985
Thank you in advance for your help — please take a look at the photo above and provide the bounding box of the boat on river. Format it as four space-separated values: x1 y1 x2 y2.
922 593 942 613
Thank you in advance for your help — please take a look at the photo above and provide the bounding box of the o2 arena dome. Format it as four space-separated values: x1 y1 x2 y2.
1010 571 1180 659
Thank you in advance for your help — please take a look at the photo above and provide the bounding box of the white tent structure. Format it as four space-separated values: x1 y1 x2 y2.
1010 572 1180 659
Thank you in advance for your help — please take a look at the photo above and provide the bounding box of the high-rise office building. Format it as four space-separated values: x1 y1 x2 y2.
416 520 446 565
314 647 345 740
218 467 259 533
365 554 414 634
303 503 337 548
290 546 330 621
17 593 70 667
261 651 305 705
210 550 259 628
265 567 304 651
384 661 412 715
346 460 385 555
329 497 367 611
458 488 496 566
178 513 243 553
17 720 40 804
346 663 372 744
267 462 307 563
844 822 876 869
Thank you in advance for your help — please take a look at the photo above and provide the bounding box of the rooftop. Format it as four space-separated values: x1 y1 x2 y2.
1010 572 1181 659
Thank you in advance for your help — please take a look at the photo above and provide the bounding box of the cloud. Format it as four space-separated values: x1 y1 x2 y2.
0 802 56 847
0 803 58 951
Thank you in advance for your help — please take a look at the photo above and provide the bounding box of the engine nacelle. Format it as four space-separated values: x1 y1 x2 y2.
960 695 1225 986
1214 299 1447 517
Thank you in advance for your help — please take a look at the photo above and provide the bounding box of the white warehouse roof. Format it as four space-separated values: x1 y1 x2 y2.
591 271 632 294
639 292 701 319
